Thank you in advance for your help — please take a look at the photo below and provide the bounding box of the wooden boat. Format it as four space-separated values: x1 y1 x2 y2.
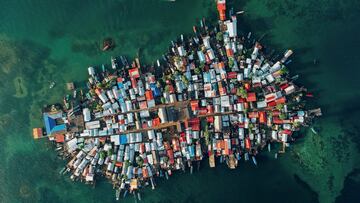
209 153 215 168
102 38 114 51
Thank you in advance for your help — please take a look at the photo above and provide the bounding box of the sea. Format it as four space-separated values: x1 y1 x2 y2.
0 0 360 202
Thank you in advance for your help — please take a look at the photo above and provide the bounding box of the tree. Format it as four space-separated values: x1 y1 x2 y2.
107 148 113 157
293 121 300 128
194 67 201 75
279 113 287 120
164 85 170 93
96 83 104 89
89 89 95 96
279 66 289 75
237 87 247 98
199 62 205 71
181 75 189 86
161 97 166 104
276 103 284 110
136 156 144 167
216 32 223 41
228 57 234 68
163 156 169 163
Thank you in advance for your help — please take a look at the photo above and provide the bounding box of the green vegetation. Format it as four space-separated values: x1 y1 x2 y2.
279 113 287 120
204 124 210 145
199 62 205 71
194 67 201 75
164 85 170 93
136 156 144 167
100 151 106 159
107 148 113 157
237 87 247 98
181 75 189 86
124 160 130 168
216 32 223 41
276 103 284 110
228 57 234 68
160 97 166 104
279 66 289 75
96 83 105 89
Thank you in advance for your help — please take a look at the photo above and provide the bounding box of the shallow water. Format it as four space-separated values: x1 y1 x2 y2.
0 0 359 202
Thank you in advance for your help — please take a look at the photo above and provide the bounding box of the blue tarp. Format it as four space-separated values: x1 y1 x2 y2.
120 134 128 144
150 83 161 97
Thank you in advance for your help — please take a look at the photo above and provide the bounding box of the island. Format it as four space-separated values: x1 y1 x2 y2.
33 0 321 201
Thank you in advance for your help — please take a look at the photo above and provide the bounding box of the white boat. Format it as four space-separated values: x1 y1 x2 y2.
311 127 318 135
244 152 249 161
111 57 117 69
116 189 120 201
236 11 245 15
252 156 257 166
275 153 278 159
268 144 271 152
49 81 56 89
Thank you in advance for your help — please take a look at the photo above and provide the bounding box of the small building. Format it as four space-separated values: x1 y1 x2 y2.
32 128 43 139
82 108 91 122
246 92 257 102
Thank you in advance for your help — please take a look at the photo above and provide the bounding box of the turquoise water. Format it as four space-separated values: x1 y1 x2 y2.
0 0 359 202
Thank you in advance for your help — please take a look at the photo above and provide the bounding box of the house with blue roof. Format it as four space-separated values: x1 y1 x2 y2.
43 111 66 136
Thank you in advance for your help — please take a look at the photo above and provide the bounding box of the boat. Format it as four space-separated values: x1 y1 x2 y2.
49 81 56 89
236 10 245 15
73 90 77 98
227 154 238 169
59 167 66 175
268 144 271 152
244 152 249 161
291 74 299 80
235 152 241 160
219 155 224 163
116 189 120 201
209 153 215 168
123 190 128 198
311 127 318 134
247 32 252 39
252 156 257 166
111 57 118 69
103 38 114 51
275 153 278 159
137 192 142 201
150 177 156 190
306 93 314 98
